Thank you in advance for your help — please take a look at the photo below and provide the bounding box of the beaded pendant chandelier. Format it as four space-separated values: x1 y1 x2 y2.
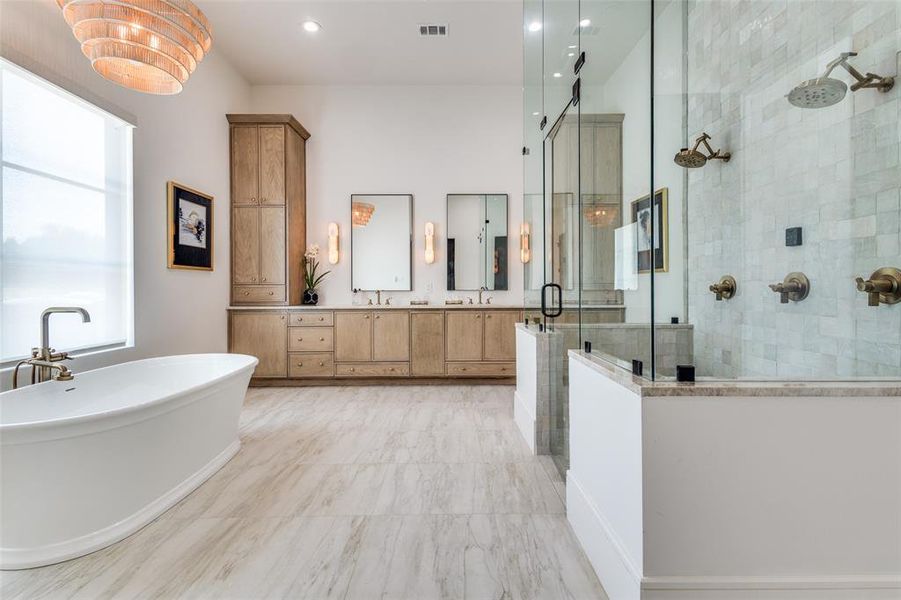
57 0 213 95
352 202 375 228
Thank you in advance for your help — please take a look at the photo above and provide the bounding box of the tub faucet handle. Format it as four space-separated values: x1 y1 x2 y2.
709 275 737 301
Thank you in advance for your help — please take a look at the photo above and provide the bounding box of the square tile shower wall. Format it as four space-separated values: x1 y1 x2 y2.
686 0 901 378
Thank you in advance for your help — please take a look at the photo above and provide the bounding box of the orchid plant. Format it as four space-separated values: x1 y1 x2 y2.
302 244 330 291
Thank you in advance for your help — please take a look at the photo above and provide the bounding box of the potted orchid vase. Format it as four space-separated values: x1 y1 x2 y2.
301 244 330 305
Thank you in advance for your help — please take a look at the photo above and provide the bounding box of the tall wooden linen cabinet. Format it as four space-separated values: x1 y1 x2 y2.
227 114 309 306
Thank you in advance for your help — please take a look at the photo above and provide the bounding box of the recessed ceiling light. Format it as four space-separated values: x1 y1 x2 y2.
553 72 562 78
579 18 591 27
532 112 540 116
568 45 577 49
528 21 542 32
568 52 575 57
302 20 321 32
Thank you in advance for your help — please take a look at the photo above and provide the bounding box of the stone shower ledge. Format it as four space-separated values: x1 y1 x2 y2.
569 350 901 398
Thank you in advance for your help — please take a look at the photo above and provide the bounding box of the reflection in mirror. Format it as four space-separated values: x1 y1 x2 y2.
350 194 412 291
446 194 508 291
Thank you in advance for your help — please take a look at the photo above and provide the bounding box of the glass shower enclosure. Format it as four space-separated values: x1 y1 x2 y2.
523 0 901 478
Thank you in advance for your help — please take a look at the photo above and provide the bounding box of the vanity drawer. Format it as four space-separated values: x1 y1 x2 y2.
288 327 334 352
336 362 409 377
446 362 515 377
288 353 334 378
233 285 285 303
289 311 334 327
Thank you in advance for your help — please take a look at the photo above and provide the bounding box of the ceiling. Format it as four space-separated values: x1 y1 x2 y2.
197 0 525 86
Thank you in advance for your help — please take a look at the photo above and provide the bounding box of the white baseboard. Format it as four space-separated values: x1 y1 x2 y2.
1 440 240 570
513 389 536 454
567 471 642 600
641 575 901 599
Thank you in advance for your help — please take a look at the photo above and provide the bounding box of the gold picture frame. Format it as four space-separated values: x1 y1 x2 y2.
630 187 668 274
167 181 214 271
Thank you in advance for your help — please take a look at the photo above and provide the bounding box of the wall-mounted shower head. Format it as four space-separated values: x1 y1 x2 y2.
674 133 730 169
788 52 894 109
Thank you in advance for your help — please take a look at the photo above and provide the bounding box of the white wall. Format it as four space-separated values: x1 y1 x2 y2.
0 0 251 387
250 84 524 305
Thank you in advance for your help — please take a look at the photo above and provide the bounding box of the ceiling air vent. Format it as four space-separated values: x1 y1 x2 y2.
419 24 448 37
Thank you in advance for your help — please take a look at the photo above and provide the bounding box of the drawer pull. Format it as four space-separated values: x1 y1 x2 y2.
297 362 303 367
364 315 370 320
298 338 303 342
318 317 324 322
389 367 395 372
375 315 380 319
261 197 266 203
268 291 274 296
297 317 303 322
461 367 467 371
476 315 481 319
251 197 256 203
262 277 267 282
318 361 324 367
350 367 355 372
319 337 325 342
486 315 492 319
280 316 285 320
251 277 256 282
243 291 250 296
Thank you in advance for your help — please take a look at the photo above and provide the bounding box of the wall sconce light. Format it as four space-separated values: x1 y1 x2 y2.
520 222 531 263
328 222 339 264
424 222 436 264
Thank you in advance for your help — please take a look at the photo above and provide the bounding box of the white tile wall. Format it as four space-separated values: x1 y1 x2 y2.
686 0 901 378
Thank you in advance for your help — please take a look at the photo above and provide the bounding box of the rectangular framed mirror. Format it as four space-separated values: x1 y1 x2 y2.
351 194 412 291
446 194 508 291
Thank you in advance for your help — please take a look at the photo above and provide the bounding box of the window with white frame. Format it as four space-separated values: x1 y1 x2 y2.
1 59 134 363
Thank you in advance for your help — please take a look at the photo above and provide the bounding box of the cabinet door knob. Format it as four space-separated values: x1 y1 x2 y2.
375 315 380 319
251 197 256 204
262 277 267 282
268 291 274 296
243 291 250 296
251 277 256 282
319 317 324 322
280 316 285 320
297 362 303 367
297 317 303 322
350 367 355 372
476 315 481 319
319 337 325 342
389 367 395 372
298 338 303 341
461 367 467 371
364 315 370 320
486 315 492 319
261 197 266 203
318 361 324 367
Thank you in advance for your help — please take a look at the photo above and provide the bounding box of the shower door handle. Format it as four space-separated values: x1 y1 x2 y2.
541 283 563 318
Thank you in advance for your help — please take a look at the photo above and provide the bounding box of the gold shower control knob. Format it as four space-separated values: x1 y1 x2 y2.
768 272 810 303
709 275 737 301
855 267 901 306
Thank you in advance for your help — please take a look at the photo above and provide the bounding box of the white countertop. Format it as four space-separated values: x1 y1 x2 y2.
228 304 524 311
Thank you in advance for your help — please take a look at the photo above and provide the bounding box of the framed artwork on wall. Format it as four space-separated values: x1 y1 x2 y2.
631 187 668 273
167 181 213 271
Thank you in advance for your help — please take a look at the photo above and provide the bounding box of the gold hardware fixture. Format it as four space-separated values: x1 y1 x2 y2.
788 52 894 109
424 222 436 264
12 306 91 389
855 267 901 306
709 275 737 301
674 132 731 168
768 272 810 303
468 297 474 305
445 299 463 305
520 222 531 263
478 286 488 304
410 299 430 306
328 222 339 264
375 290 382 305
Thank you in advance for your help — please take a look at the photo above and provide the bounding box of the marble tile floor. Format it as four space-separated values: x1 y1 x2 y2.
1 385 607 600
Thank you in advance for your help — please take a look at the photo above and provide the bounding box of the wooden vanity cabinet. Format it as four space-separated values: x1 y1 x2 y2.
229 311 287 377
445 311 484 361
483 311 520 361
411 312 445 376
372 312 410 361
335 312 372 362
228 115 309 306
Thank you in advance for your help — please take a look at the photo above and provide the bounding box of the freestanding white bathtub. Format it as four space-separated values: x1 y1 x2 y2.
0 353 257 570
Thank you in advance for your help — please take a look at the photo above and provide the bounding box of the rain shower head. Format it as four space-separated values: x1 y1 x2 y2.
787 77 848 108
674 133 730 169
788 52 894 109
